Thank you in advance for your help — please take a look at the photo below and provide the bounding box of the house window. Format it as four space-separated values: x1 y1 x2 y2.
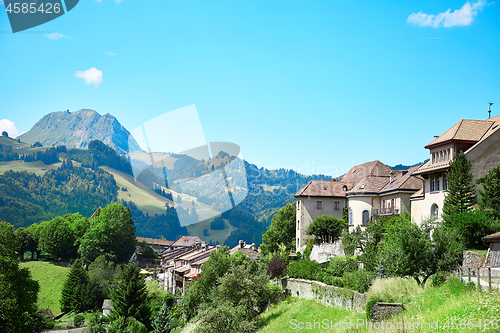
334 201 340 211
431 204 439 219
436 176 440 191
443 175 448 190
342 185 347 192
297 220 300 230
297 201 300 210
316 201 323 210
430 176 435 192
362 210 370 225
360 184 366 189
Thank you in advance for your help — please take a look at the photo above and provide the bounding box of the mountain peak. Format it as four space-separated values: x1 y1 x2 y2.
19 109 142 155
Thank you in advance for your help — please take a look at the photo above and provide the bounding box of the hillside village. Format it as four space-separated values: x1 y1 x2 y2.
2 113 500 333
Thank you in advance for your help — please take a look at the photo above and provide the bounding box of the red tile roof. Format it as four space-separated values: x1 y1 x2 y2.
294 180 354 197
171 236 204 247
341 160 392 183
379 165 423 194
136 237 173 246
425 118 494 149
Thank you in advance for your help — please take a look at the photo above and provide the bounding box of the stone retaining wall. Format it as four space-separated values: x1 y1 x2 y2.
463 250 485 268
273 278 366 312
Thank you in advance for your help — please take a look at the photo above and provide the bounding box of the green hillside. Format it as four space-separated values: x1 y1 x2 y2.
20 261 70 316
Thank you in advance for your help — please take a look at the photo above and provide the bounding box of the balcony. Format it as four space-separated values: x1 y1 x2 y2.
371 208 400 216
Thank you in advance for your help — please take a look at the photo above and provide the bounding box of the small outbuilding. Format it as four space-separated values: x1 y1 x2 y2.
102 299 113 317
483 232 500 267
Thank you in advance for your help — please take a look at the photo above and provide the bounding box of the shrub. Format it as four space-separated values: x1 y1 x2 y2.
304 240 314 260
195 302 256 333
343 269 370 293
328 256 357 277
73 314 84 326
267 253 287 279
431 271 448 287
85 311 106 333
286 259 322 280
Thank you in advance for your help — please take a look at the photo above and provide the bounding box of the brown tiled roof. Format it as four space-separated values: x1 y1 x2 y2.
483 231 500 243
175 266 190 273
465 115 500 154
412 159 450 176
192 256 211 266
425 118 494 148
341 160 393 183
294 180 354 197
185 272 200 278
379 165 423 194
347 176 390 195
171 236 203 247
136 237 173 247
410 187 424 199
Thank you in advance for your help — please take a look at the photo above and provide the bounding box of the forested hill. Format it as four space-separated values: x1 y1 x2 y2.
0 135 329 246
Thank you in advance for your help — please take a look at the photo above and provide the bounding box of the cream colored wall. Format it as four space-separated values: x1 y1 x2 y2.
379 193 413 214
347 195 375 230
296 197 346 251
410 177 447 224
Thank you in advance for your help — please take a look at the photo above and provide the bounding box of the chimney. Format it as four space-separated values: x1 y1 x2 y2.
434 135 439 139
251 243 256 251
389 171 395 183
239 240 245 249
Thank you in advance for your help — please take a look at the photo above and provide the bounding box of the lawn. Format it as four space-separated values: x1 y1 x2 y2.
20 261 70 316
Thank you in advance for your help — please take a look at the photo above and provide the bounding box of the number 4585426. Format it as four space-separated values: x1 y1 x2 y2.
5 2 61 14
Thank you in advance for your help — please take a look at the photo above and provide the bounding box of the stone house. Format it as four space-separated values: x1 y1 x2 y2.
411 116 500 223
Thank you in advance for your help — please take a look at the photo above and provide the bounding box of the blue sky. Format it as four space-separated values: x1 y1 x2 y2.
1 0 499 176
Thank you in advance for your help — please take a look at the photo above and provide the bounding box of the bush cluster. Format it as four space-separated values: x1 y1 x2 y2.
286 258 368 293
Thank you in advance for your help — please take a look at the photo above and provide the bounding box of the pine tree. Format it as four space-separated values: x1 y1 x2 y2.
151 301 172 333
111 264 151 327
477 163 500 219
443 151 477 217
60 260 90 313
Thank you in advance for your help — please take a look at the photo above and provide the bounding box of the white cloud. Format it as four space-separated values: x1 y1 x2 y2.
0 119 20 138
115 0 123 3
74 67 103 87
46 32 71 40
407 1 489 28
106 52 117 56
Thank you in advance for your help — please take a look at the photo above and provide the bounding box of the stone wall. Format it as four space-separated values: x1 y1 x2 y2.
309 241 345 264
463 250 485 268
370 302 404 322
273 278 366 312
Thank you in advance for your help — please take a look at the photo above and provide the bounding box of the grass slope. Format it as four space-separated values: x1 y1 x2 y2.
20 261 70 315
0 160 63 176
186 217 232 245
258 277 500 332
101 166 174 216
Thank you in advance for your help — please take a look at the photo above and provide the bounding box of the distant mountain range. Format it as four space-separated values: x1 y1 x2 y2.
6 109 427 246
19 109 143 155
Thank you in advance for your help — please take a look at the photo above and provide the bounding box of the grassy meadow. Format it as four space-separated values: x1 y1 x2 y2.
20 261 70 315
257 277 500 332
186 216 232 245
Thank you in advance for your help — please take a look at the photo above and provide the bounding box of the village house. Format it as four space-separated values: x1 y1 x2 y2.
136 236 173 253
295 161 422 252
411 115 500 223
229 240 260 261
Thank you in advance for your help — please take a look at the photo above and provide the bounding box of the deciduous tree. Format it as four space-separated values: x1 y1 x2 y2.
260 203 296 255
306 215 347 243
0 222 40 332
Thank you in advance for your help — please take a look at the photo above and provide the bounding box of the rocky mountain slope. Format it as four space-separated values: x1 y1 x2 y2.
19 109 142 155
